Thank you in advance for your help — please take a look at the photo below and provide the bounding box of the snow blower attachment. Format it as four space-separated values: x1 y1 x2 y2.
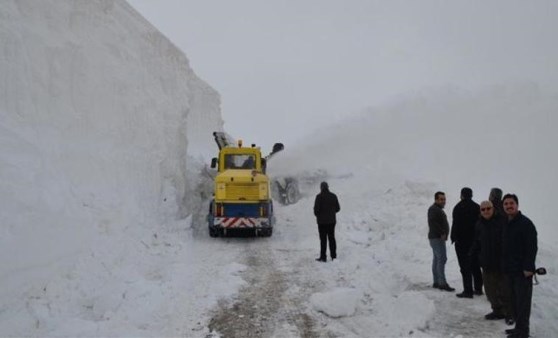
207 132 283 237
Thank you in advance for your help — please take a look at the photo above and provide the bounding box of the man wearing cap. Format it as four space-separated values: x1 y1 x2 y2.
313 181 340 262
451 187 482 298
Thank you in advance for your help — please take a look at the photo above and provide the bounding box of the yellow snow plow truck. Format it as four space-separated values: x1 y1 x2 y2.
207 132 284 237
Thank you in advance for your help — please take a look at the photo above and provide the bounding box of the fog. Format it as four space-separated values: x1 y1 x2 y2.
129 0 558 237
129 0 558 150
269 84 558 241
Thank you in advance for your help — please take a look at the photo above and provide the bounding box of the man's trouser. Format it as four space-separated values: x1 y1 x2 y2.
507 272 533 336
456 243 483 293
318 223 336 259
429 238 447 285
483 270 512 317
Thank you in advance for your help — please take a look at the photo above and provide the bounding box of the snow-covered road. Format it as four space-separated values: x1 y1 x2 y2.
2 164 556 337
194 178 553 338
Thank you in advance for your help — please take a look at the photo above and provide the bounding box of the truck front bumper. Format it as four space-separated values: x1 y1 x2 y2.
212 217 272 228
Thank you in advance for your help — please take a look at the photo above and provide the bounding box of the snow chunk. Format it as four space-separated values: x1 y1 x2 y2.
310 288 362 318
386 291 435 334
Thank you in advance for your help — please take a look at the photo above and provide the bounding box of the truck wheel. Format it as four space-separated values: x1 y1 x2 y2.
285 182 299 205
262 228 273 237
209 227 219 237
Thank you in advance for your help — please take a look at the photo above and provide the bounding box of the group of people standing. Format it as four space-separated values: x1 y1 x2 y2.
311 182 538 337
428 188 538 338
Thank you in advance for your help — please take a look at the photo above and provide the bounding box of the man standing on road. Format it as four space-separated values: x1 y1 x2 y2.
313 181 340 262
451 187 482 298
470 200 512 322
502 194 538 338
428 192 455 291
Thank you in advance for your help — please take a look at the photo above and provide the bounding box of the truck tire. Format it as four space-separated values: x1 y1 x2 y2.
209 227 219 238
261 228 273 237
285 181 299 205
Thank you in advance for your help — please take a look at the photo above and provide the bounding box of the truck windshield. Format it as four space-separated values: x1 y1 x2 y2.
224 154 256 169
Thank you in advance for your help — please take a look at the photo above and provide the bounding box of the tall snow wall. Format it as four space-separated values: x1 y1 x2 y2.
0 0 222 313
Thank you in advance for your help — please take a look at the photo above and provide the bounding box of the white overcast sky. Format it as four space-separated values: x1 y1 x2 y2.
129 0 558 151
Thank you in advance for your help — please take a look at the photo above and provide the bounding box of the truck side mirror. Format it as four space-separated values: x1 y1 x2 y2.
211 157 217 168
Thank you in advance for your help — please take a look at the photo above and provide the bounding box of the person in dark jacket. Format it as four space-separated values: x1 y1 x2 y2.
313 181 340 262
489 187 505 217
428 191 455 291
451 187 482 298
502 194 538 338
470 200 512 322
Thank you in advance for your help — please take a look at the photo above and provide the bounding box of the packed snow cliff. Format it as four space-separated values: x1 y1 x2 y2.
1 0 222 335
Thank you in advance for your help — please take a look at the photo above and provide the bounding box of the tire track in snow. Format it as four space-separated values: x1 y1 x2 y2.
207 242 321 338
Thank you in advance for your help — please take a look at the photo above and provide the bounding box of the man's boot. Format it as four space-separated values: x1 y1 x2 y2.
456 291 473 298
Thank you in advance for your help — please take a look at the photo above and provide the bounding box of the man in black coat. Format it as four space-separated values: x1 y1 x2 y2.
502 194 538 338
451 187 482 298
313 181 340 262
470 200 512 322
489 187 505 217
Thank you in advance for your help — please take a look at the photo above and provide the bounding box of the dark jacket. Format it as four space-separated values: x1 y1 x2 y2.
502 211 538 274
489 188 505 217
428 204 449 239
450 198 480 249
492 200 505 218
470 213 506 271
314 189 340 224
